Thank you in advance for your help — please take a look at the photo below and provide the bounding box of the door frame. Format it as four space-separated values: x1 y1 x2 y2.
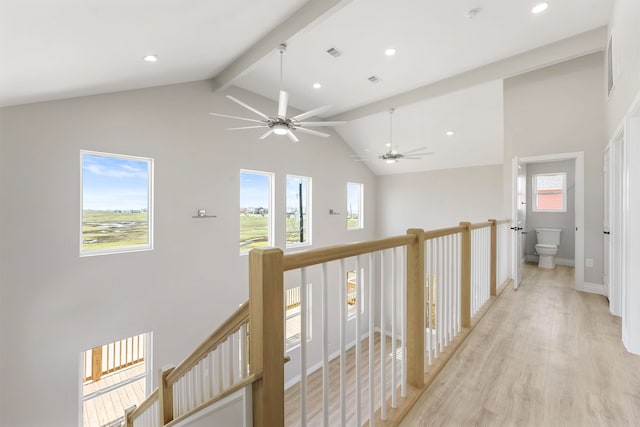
607 121 626 316
514 152 584 291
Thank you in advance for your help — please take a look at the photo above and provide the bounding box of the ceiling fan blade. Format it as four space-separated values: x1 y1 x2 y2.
295 127 330 138
258 129 274 140
286 130 299 142
290 105 333 122
295 121 347 127
402 146 429 155
226 125 269 130
278 90 288 118
226 95 270 120
209 112 265 124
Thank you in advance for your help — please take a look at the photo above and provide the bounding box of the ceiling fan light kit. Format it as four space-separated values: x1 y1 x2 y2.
209 43 345 142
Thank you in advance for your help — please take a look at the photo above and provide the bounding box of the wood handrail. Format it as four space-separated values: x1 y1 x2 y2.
496 218 511 224
470 221 493 230
128 387 159 421
165 371 263 427
166 301 249 386
423 225 465 240
283 235 414 271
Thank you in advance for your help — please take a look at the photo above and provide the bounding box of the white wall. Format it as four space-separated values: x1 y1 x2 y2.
525 160 576 263
376 164 505 237
0 81 376 427
503 53 606 286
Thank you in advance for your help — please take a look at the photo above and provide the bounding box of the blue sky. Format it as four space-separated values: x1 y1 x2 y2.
240 171 270 208
286 177 308 213
347 182 362 214
82 154 149 210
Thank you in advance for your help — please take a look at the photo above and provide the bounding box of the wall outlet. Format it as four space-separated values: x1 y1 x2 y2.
586 258 594 268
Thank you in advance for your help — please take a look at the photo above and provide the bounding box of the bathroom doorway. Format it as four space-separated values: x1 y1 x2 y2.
512 152 584 291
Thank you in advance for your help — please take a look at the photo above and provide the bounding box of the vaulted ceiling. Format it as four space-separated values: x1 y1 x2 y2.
0 0 613 174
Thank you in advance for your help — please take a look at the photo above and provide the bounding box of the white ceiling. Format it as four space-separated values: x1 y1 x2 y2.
0 0 613 175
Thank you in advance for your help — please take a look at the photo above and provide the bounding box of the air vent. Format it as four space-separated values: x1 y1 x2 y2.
368 75 382 84
326 46 343 58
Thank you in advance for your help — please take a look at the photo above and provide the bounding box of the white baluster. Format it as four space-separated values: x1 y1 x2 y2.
239 324 247 379
380 250 386 420
401 245 407 398
339 259 347 426
355 255 362 426
321 263 329 427
391 247 397 408
300 267 308 426
368 252 375 426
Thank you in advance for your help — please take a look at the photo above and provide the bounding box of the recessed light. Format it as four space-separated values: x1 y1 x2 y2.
446 130 454 136
531 3 548 14
386 143 391 147
385 48 397 56
143 55 158 62
313 82 322 89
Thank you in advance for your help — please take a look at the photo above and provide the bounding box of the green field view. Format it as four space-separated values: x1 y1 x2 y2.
82 210 148 251
240 214 270 251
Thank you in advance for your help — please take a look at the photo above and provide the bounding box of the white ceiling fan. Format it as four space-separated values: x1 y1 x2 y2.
354 108 434 163
209 43 345 142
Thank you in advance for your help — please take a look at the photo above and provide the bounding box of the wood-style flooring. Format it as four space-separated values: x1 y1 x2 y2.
400 264 640 427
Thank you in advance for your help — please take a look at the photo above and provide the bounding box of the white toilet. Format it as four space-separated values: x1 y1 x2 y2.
535 228 561 269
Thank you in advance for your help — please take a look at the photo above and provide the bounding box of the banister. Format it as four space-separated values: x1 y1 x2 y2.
127 387 159 421
166 301 249 386
470 221 493 230
423 225 465 240
283 235 414 271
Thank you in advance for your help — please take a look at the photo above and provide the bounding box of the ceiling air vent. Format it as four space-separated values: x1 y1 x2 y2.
368 75 382 84
326 46 343 58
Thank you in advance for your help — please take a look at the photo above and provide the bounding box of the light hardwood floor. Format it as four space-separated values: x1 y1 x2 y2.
400 264 640 427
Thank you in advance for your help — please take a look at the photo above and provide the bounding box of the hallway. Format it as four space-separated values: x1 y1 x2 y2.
400 264 640 426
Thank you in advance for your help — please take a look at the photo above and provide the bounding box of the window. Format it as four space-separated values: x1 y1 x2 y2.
240 170 273 253
286 175 311 247
81 151 153 256
346 270 364 319
347 182 364 229
532 173 566 212
285 285 311 349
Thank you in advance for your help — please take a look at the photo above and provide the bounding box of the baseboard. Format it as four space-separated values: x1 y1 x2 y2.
579 282 607 296
622 327 640 355
525 254 575 267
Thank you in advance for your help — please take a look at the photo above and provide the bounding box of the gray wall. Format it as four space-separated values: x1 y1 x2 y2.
525 160 576 262
0 81 377 427
503 52 606 286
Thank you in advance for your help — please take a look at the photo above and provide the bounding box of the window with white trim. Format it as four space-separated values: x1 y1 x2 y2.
286 175 311 247
240 170 273 253
347 182 364 230
285 285 312 349
532 173 567 212
81 151 153 256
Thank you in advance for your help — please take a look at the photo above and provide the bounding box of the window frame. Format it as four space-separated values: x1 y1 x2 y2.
239 169 274 254
285 174 312 248
347 182 364 230
532 172 567 213
80 150 154 257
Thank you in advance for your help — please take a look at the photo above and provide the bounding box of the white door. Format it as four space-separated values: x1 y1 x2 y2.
610 129 626 316
512 157 527 289
604 144 611 300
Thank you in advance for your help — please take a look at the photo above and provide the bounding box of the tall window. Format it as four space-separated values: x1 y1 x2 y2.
346 270 364 319
240 170 273 253
347 182 364 230
285 285 312 349
81 151 153 256
286 175 311 247
533 173 566 212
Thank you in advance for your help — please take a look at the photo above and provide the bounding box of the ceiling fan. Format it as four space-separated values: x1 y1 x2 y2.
354 108 434 163
209 43 346 142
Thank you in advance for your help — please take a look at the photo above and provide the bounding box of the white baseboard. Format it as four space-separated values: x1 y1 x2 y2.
622 327 640 355
525 254 575 267
578 282 607 296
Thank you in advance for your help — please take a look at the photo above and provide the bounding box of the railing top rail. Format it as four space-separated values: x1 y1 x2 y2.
282 235 414 271
167 301 249 386
470 221 493 230
496 219 511 225
128 387 158 421
423 226 465 240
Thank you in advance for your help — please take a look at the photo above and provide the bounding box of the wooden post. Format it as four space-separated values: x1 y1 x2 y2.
91 346 102 382
158 366 175 425
489 219 497 297
124 405 136 427
249 248 284 427
406 228 425 388
460 222 472 328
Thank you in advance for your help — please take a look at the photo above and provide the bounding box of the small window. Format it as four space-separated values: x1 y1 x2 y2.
81 151 153 256
532 173 566 212
286 175 311 247
347 182 364 230
346 270 364 319
240 170 273 253
285 285 312 349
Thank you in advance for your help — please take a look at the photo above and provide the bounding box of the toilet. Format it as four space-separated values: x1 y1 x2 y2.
535 228 562 269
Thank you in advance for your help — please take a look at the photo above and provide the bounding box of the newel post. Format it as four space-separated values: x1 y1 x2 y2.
406 228 425 388
249 248 285 427
460 222 472 329
158 366 175 425
489 219 497 297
